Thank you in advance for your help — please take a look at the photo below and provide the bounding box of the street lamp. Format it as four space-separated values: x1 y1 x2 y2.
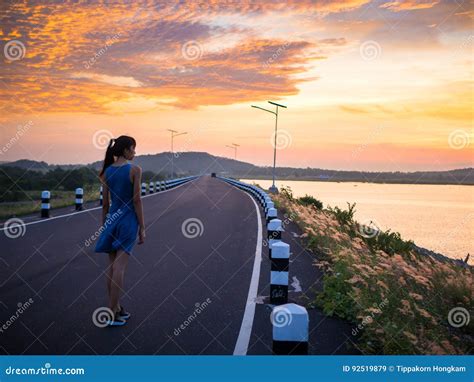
167 129 187 178
251 101 287 193
225 143 240 160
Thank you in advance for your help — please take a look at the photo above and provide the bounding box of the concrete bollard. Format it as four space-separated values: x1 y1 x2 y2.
99 185 103 206
266 207 278 223
268 219 283 259
41 190 50 218
271 303 309 355
270 241 290 305
75 188 84 211
265 201 274 214
149 181 154 194
141 182 146 196
155 181 160 192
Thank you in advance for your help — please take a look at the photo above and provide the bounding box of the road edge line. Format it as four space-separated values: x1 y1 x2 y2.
233 191 263 355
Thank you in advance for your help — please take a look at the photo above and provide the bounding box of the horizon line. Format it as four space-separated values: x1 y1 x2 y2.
2 151 473 174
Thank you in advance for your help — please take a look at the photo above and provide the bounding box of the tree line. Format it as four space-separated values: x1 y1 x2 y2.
0 166 164 202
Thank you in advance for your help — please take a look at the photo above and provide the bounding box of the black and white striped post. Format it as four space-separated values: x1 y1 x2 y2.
266 207 278 224
149 181 154 194
75 188 84 211
155 181 160 192
265 200 274 215
41 190 50 218
271 303 309 355
99 185 103 206
268 218 283 259
270 241 289 305
264 196 271 209
141 182 146 196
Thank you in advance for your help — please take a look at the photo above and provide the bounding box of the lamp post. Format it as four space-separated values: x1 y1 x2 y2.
167 129 187 178
251 101 287 193
225 143 240 160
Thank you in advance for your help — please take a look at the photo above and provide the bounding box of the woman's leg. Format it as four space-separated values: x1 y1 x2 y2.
109 249 129 314
106 251 116 302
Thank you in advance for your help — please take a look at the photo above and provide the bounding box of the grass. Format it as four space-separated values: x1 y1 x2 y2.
0 187 100 219
273 188 473 355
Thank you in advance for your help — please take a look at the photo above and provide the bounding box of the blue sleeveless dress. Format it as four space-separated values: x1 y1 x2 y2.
95 163 139 255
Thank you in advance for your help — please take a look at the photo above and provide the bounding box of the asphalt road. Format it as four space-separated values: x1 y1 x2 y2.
0 175 357 355
0 176 262 355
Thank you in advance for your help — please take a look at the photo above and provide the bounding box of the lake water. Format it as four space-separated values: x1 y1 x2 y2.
242 179 474 263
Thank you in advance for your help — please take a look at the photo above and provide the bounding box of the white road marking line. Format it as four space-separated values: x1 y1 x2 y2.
0 178 197 231
233 190 263 356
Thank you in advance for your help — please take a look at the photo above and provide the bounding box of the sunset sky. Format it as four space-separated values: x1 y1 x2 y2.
0 0 472 171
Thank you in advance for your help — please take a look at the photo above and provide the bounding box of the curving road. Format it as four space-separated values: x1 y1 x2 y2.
0 176 262 355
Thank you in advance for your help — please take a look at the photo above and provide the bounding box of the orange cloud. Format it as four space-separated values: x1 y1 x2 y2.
0 0 471 132
379 1 440 12
3 0 339 116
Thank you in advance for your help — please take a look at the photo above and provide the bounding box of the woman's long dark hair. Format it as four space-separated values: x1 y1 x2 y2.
100 135 136 176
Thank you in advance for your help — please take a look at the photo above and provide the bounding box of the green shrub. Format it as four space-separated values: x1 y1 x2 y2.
363 229 414 255
279 186 294 201
298 194 323 209
315 260 356 320
328 202 356 226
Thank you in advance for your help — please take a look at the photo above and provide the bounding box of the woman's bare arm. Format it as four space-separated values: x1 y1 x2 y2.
101 176 110 225
132 166 146 244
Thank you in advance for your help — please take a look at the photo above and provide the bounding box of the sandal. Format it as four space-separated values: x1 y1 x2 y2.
107 312 127 327
118 306 131 320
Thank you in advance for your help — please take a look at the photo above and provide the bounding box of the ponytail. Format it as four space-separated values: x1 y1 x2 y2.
100 139 116 176
99 135 136 177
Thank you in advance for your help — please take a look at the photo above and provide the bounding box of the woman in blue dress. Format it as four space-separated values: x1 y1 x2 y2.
95 135 145 326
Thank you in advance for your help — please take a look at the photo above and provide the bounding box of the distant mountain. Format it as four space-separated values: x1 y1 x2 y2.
89 151 259 175
0 159 50 172
1 152 473 185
